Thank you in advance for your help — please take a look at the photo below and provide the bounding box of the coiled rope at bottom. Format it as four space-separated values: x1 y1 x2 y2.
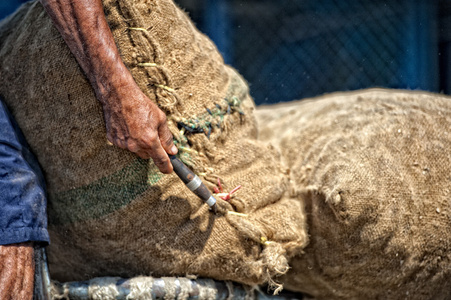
49 276 302 300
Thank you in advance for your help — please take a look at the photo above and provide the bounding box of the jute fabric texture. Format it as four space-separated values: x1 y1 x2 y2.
256 89 451 299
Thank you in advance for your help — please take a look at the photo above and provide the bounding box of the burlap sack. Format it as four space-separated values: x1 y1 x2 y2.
0 0 306 288
256 89 451 299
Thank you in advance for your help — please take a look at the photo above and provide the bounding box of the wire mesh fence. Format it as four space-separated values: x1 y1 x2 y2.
176 0 445 105
0 0 448 105
439 0 451 94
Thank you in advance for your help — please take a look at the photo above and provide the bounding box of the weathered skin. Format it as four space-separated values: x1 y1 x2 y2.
1 0 180 298
40 0 178 174
0 243 35 300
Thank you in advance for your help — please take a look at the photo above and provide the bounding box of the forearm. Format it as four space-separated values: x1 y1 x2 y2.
39 0 133 103
0 243 35 300
40 0 177 173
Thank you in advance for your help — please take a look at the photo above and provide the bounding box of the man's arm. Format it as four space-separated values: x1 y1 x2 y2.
0 243 35 300
40 0 178 173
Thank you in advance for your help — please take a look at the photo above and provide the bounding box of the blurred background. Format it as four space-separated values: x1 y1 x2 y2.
2 0 450 105
173 0 450 104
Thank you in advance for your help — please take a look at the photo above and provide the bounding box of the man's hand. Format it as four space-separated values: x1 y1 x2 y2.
101 78 178 173
40 0 178 173
0 243 35 300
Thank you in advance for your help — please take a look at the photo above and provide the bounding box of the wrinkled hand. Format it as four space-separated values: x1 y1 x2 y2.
40 0 178 174
0 243 35 300
99 79 178 174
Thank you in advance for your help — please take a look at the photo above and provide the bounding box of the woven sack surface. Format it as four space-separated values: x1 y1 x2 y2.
0 0 307 288
255 88 451 299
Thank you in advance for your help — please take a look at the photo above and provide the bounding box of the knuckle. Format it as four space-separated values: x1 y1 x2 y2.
144 132 159 144
159 113 168 123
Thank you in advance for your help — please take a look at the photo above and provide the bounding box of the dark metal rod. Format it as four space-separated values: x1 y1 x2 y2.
170 155 217 213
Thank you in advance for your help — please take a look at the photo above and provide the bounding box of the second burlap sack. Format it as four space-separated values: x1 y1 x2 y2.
256 89 451 299
0 0 307 289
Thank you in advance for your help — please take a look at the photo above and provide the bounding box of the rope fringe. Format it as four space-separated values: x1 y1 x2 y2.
138 62 159 67
154 84 176 92
128 27 148 32
227 211 248 217
225 211 289 295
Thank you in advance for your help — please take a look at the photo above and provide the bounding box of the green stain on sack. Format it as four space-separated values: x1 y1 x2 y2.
49 158 163 226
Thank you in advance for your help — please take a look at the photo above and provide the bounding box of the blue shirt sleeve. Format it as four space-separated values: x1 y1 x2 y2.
0 100 49 245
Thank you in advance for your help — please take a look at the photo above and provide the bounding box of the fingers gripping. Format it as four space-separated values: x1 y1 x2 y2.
158 118 178 156
147 135 173 174
104 102 176 173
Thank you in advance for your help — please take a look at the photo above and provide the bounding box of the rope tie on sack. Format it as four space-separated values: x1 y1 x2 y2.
124 9 180 110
